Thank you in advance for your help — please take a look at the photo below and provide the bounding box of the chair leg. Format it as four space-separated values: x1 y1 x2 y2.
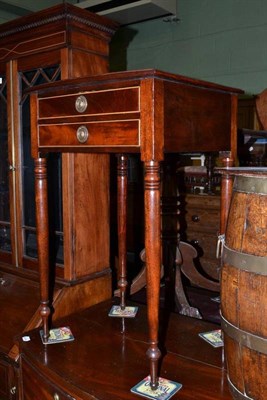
174 245 202 319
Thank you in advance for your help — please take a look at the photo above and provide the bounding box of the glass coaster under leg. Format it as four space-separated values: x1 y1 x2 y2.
108 305 138 318
131 375 182 399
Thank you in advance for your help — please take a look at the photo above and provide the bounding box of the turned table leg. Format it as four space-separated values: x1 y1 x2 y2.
144 160 161 390
220 153 234 235
34 157 50 343
117 154 128 310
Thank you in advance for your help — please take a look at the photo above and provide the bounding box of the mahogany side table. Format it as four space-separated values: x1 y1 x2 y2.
29 69 242 389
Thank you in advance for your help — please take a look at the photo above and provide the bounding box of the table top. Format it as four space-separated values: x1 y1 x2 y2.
29 68 243 95
217 166 267 177
30 69 242 159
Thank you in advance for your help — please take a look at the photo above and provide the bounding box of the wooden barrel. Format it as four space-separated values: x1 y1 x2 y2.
220 168 267 400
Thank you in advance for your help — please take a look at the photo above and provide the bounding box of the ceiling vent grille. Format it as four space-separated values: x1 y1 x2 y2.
77 0 177 25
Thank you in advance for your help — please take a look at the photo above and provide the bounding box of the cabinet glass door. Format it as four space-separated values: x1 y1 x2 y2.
19 66 64 267
0 76 11 257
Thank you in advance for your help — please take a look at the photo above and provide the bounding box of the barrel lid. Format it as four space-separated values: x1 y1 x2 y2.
216 167 267 177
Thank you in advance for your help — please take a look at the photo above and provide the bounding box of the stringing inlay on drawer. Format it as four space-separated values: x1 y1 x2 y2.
38 87 140 118
38 120 140 148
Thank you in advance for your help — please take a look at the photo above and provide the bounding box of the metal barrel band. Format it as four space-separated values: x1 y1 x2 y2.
234 175 267 194
223 245 267 275
228 377 254 400
221 314 267 355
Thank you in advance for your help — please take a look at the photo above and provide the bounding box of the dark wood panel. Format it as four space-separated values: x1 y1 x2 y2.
0 32 66 62
164 81 232 153
22 359 75 400
71 153 110 278
0 4 118 64
0 272 40 353
0 358 9 399
69 29 110 56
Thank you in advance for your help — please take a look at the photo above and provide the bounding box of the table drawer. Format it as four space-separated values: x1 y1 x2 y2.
38 120 140 149
38 87 139 119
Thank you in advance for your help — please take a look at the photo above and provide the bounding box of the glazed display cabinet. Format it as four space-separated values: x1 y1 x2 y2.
0 4 118 399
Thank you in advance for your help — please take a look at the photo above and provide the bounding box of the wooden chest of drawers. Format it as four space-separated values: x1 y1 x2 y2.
0 271 41 400
18 300 232 400
21 358 76 400
180 194 220 281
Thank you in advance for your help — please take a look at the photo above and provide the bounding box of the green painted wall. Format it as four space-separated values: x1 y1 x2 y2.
111 0 267 95
0 1 77 24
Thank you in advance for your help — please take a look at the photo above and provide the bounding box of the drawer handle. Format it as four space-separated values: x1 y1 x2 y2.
0 277 6 285
191 215 200 222
54 393 60 400
75 95 87 113
10 386 16 395
76 126 89 143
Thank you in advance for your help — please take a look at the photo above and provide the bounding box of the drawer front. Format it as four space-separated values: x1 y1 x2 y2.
38 87 139 119
187 231 218 260
0 359 9 399
185 207 220 233
185 194 220 209
38 120 140 149
22 358 75 400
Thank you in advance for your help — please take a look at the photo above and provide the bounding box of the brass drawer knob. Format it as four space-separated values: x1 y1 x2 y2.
76 126 89 143
75 95 87 113
53 393 60 400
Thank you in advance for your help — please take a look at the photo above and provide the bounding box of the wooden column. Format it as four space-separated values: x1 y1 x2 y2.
220 154 234 236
